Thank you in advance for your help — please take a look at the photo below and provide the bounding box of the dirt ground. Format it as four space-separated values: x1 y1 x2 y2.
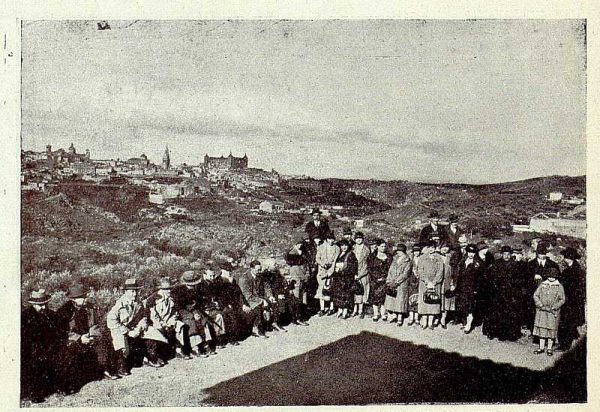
34 316 584 407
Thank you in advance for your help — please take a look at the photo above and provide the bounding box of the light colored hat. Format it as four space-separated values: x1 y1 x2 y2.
458 235 468 244
180 271 202 286
28 289 50 304
123 278 143 290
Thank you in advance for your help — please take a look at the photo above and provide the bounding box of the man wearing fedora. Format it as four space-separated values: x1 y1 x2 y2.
55 284 106 391
305 208 331 241
106 278 149 375
419 211 448 246
446 214 464 250
21 289 64 403
215 262 247 345
144 277 186 364
171 271 214 358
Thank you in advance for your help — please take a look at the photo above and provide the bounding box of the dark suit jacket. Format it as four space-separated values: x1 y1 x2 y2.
238 271 266 310
305 219 330 240
419 224 448 245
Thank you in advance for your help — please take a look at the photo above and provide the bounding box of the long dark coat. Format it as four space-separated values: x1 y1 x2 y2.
21 306 65 402
558 261 586 349
454 255 484 315
54 301 104 391
367 253 392 306
482 259 523 341
331 251 358 310
305 219 331 241
171 284 209 341
418 224 448 245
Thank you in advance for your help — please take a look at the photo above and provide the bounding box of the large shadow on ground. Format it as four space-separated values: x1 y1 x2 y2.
203 331 586 405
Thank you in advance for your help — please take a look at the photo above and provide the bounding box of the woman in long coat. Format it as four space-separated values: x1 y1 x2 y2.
439 244 455 328
415 242 444 329
454 244 484 334
315 231 340 316
367 239 392 321
533 267 566 356
407 244 421 326
557 247 586 351
331 239 358 319
482 246 522 341
384 244 412 325
352 232 371 318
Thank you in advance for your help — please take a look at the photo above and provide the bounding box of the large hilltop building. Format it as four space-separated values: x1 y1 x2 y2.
203 152 248 171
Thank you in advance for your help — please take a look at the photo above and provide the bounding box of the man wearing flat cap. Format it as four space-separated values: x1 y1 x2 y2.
419 211 448 246
305 208 331 241
557 247 586 350
21 289 64 403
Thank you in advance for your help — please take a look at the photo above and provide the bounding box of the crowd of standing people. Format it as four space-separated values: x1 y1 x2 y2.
21 208 586 404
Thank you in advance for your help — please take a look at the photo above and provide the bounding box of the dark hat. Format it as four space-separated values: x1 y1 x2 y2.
394 243 407 253
448 214 459 223
422 240 436 248
180 271 202 286
354 231 365 239
342 227 353 235
536 242 549 255
325 231 336 240
466 244 478 253
337 239 352 248
28 289 51 305
67 283 86 299
500 245 512 254
512 248 523 254
156 277 175 290
123 278 143 290
545 267 561 280
428 211 440 218
561 247 581 260
477 241 488 251
412 244 422 251
373 238 386 246
311 208 321 215
219 261 235 272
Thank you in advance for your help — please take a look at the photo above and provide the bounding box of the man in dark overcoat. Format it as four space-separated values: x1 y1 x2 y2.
419 211 448 246
238 260 270 338
21 289 65 403
557 247 586 350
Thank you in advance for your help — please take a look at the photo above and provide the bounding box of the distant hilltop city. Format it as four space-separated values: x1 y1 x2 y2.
21 142 326 197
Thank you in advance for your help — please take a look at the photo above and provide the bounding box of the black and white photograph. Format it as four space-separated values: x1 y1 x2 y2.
17 18 588 407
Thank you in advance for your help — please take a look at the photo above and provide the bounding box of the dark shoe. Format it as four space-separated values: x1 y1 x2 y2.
318 310 325 317
441 323 447 329
372 316 380 322
397 320 404 327
533 349 545 354
117 368 131 377
546 349 554 356
360 313 365 319
381 315 388 322
464 328 472 334
407 320 415 326
294 320 309 326
273 323 287 332
176 352 193 360
252 332 269 339
145 359 163 368
229 341 240 346
429 324 434 330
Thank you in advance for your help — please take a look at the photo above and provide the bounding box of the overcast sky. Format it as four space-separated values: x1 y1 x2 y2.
21 20 586 183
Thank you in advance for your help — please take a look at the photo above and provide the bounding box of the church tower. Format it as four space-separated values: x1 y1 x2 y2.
162 145 170 169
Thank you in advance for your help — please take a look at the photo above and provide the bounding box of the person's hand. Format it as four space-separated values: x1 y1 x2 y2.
450 285 456 292
242 304 251 313
193 313 202 321
269 296 277 303
80 334 92 345
128 329 140 338
262 299 270 307
534 274 542 281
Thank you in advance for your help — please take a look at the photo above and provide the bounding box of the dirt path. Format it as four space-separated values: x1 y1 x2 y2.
38 317 560 407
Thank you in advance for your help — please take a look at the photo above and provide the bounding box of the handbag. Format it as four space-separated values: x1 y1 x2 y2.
386 285 398 298
423 289 441 305
322 277 331 296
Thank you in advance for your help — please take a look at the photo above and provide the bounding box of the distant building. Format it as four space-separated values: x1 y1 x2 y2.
259 200 284 213
284 178 332 192
548 192 564 202
204 152 248 171
529 212 586 239
162 146 171 170
127 154 150 168
46 143 90 166
564 196 585 205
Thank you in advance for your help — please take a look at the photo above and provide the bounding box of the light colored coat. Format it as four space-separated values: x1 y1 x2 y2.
106 295 145 353
353 243 371 303
145 294 185 344
533 279 566 338
315 242 340 300
384 253 412 313
415 253 444 315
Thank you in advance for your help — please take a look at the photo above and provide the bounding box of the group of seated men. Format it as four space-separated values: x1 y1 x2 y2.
21 260 308 403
